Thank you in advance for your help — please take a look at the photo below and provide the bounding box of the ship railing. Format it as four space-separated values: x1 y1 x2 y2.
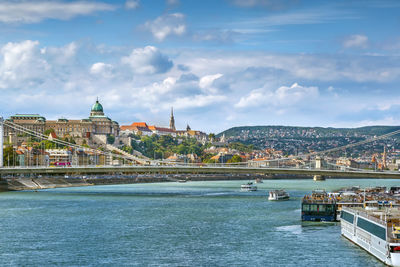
388 238 400 243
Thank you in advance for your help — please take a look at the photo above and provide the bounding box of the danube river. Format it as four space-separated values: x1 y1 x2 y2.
1 179 399 266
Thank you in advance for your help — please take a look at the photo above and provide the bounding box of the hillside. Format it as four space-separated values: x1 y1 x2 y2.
217 125 400 157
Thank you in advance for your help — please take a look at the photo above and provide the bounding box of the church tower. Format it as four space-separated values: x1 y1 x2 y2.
169 107 176 130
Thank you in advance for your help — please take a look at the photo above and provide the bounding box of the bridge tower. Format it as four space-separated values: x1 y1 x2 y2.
0 116 3 168
314 156 325 181
315 156 323 169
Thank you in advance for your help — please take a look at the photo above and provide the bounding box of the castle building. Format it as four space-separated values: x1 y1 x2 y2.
3 99 119 143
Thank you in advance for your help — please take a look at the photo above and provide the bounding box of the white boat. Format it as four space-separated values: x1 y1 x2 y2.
241 182 257 191
340 206 400 266
268 190 289 201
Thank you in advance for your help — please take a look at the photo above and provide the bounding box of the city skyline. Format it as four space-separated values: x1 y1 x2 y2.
0 0 400 133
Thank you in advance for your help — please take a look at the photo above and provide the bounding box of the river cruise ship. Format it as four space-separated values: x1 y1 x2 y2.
341 206 400 266
302 190 337 222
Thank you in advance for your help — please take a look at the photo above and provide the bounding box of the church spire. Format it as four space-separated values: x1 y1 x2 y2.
169 107 176 131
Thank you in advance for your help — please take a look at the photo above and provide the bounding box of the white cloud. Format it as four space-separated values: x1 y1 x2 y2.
125 0 139 9
1 40 400 133
169 94 227 109
353 117 400 127
343 34 368 49
44 42 78 65
235 83 319 108
0 1 115 24
90 62 114 78
199 73 223 90
0 40 49 88
144 13 186 41
121 46 173 75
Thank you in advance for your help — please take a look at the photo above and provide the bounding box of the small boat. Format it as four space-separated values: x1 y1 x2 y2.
268 190 290 201
255 178 263 183
241 182 257 191
178 179 187 183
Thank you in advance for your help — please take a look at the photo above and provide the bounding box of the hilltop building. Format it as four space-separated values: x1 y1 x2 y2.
120 107 206 140
3 99 119 145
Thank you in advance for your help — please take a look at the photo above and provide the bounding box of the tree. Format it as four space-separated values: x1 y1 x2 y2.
204 158 217 164
227 155 242 163
122 145 133 154
107 135 115 144
44 128 55 136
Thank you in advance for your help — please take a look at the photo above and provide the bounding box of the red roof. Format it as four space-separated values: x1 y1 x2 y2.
120 125 138 131
131 122 148 127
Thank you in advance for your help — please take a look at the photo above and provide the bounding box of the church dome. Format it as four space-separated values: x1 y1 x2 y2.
91 100 103 112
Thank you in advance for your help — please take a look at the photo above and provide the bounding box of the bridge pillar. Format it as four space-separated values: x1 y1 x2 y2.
313 175 325 181
0 116 3 168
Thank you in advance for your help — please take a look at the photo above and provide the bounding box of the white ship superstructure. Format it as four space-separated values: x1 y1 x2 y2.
241 182 257 192
340 206 400 266
268 190 289 201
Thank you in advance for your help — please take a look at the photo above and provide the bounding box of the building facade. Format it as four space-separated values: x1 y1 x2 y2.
3 100 119 143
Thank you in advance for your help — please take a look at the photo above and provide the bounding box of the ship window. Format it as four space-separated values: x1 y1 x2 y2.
310 205 318 211
340 211 354 223
302 204 310 211
357 217 386 241
318 205 326 212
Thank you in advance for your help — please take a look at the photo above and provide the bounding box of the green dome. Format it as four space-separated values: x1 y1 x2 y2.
91 100 103 112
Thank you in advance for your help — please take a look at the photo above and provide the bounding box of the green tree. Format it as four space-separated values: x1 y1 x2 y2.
44 128 55 136
107 135 115 144
204 158 217 164
122 145 133 154
227 155 242 163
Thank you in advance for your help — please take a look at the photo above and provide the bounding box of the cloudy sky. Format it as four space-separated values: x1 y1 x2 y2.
0 0 399 133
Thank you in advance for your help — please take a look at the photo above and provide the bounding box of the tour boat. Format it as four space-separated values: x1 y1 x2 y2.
341 206 400 266
268 190 289 201
241 182 257 192
301 190 337 222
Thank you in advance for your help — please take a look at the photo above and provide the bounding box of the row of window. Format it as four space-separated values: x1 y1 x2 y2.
357 217 386 241
340 211 354 223
302 204 335 212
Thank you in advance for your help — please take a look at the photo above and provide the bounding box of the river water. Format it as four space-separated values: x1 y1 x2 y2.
1 179 399 266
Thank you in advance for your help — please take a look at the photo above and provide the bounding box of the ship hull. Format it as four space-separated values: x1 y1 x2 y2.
340 208 400 266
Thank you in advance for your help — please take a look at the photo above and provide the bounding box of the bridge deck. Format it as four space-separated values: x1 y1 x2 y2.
1 166 400 179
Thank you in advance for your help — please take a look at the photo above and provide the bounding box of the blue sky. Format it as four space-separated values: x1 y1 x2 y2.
0 0 400 133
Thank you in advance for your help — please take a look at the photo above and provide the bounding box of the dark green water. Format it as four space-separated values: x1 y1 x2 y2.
1 179 399 266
